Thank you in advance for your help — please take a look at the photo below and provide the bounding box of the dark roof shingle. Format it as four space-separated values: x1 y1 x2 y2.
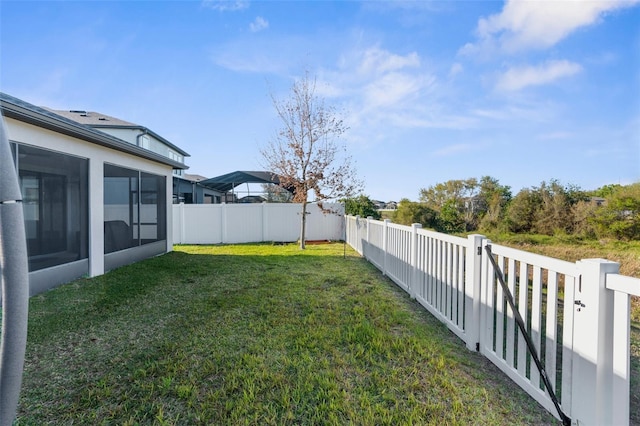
48 108 189 157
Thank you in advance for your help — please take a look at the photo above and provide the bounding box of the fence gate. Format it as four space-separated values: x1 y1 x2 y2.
478 240 577 423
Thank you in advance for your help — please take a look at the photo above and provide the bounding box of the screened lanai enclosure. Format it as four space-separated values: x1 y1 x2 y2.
197 170 292 204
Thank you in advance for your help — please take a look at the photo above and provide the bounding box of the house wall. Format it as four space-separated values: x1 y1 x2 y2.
98 127 139 146
5 117 174 295
98 127 183 165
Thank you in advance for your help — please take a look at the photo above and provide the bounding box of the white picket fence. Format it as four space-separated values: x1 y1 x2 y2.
172 202 344 244
346 215 640 426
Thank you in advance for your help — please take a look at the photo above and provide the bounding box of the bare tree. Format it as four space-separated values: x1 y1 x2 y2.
261 71 362 249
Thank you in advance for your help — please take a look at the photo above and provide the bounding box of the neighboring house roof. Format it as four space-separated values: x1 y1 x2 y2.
0 92 187 170
50 109 190 157
174 173 212 184
184 173 208 182
199 171 282 193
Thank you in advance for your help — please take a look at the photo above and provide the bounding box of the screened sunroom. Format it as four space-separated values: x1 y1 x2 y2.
1 92 188 295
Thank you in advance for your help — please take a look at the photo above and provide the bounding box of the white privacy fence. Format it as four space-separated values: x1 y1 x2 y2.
173 203 344 244
346 215 640 426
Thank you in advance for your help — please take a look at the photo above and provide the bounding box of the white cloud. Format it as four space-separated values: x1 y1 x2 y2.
471 101 560 123
249 16 269 32
448 63 463 79
495 60 583 92
364 71 428 108
210 35 305 74
357 46 420 75
202 0 249 12
333 46 427 98
213 49 285 74
329 46 439 124
214 39 482 149
464 0 640 54
315 45 489 151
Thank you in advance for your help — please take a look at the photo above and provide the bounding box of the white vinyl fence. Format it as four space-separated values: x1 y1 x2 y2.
346 215 640 426
173 203 344 244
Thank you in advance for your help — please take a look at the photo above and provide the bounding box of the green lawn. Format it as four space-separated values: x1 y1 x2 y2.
16 243 556 425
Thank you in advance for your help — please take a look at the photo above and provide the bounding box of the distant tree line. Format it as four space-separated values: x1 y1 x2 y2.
346 178 640 241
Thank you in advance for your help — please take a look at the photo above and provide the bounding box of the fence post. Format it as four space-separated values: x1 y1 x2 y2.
612 286 631 426
178 202 185 244
355 215 361 255
464 234 484 352
382 219 390 276
572 258 620 425
365 216 373 260
409 223 422 300
221 203 228 244
344 215 349 245
261 202 267 242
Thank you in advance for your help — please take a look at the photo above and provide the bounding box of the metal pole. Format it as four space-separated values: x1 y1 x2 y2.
343 205 347 259
0 115 29 426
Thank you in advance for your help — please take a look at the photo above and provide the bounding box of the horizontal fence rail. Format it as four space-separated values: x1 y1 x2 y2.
345 215 640 426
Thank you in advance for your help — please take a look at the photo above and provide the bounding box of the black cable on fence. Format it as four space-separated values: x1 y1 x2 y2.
484 245 571 426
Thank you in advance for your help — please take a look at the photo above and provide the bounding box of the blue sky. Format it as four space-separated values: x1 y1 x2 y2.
1 0 639 201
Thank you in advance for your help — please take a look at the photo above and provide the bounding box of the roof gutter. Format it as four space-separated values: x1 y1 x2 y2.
136 129 148 148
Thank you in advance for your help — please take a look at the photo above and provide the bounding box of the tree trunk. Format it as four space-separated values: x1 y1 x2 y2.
300 201 307 249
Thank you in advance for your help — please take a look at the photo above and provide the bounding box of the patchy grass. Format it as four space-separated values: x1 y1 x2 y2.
15 243 556 425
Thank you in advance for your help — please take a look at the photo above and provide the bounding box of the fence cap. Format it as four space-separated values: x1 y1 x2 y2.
579 258 619 264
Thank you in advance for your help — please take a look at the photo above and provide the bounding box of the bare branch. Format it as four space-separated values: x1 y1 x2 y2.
261 70 362 248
